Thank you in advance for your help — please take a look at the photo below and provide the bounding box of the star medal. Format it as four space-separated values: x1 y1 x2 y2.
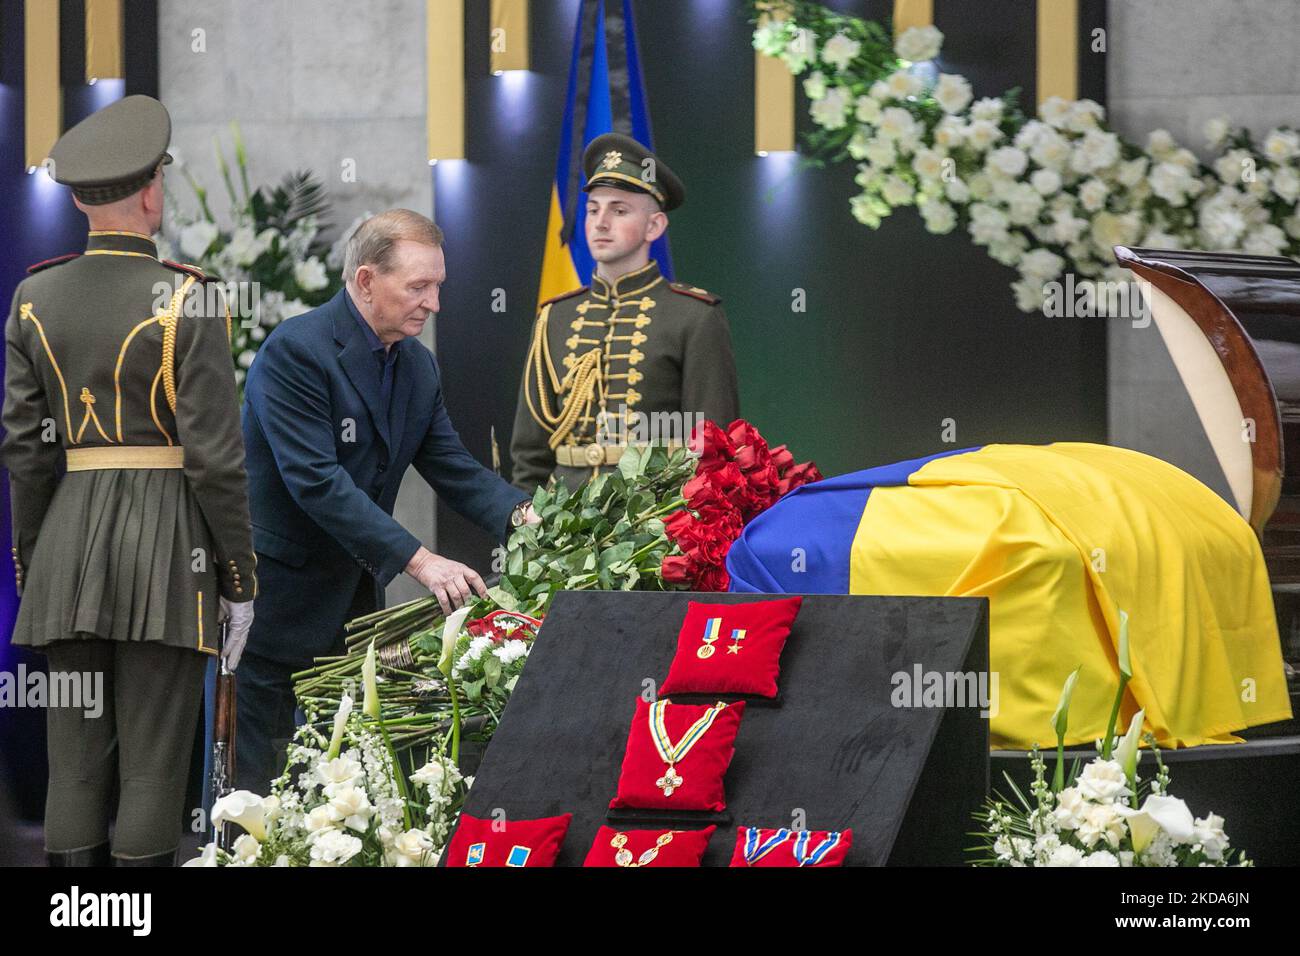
697 617 723 659
726 627 747 655
611 831 675 868
649 700 726 797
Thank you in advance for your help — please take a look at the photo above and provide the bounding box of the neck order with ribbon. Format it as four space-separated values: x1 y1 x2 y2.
649 700 725 797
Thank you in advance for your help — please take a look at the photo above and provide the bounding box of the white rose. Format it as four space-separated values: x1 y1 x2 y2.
989 234 1028 266
1092 211 1142 256
317 754 363 789
1116 156 1149 188
329 784 374 831
411 758 447 790
965 119 1003 153
1083 849 1121 866
809 86 852 130
1019 248 1066 284
861 135 897 169
1264 128 1300 162
305 804 341 833
1031 130 1072 170
1147 128 1176 157
802 70 827 101
281 298 311 321
1045 844 1085 867
1077 802 1126 848
920 200 957 235
1070 129 1121 174
885 69 924 100
1214 149 1251 186
894 25 943 63
933 74 972 115
1272 165 1300 202
1052 787 1088 830
1243 224 1287 256
294 256 329 292
1077 759 1128 804
1038 96 1072 129
780 28 817 73
854 95 882 124
850 192 881 227
944 177 970 204
1031 168 1062 196
970 97 1004 123
933 116 965 149
390 829 436 867
179 220 219 261
985 146 1028 178
1051 208 1089 245
1066 99 1105 132
1203 116 1230 148
1078 177 1109 212
1150 161 1194 205
967 203 1010 244
820 32 861 72
911 148 946 182
878 107 920 142
880 175 914 206
309 828 363 867
1004 183 1044 225
1193 813 1229 862
232 833 261 863
1012 278 1045 312
182 842 220 867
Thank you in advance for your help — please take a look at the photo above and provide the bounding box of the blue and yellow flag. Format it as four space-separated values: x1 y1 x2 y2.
727 442 1292 750
537 0 673 307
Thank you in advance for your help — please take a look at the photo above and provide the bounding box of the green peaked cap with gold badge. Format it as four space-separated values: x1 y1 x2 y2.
582 132 685 211
48 94 173 205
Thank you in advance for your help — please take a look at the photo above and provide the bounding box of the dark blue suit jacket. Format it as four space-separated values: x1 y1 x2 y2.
242 289 524 666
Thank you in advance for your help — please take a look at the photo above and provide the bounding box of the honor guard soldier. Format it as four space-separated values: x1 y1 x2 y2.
1 96 257 866
511 133 740 492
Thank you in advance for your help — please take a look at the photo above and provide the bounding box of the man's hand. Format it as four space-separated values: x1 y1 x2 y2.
218 597 255 671
406 546 489 614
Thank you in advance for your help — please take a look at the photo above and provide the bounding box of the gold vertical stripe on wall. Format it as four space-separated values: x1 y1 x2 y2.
426 0 465 161
24 0 61 171
754 35 794 153
490 0 529 73
85 0 124 82
1037 0 1079 104
892 0 933 36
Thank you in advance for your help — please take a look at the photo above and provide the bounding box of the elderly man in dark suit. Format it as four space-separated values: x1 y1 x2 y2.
236 209 534 792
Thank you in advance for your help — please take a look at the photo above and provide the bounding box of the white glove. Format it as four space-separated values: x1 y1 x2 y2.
219 597 255 672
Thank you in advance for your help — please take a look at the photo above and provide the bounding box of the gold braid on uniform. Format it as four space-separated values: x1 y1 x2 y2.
524 303 607 451
160 275 198 414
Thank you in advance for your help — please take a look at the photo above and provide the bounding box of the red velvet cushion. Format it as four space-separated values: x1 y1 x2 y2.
658 597 803 698
608 697 746 811
728 827 853 867
583 826 716 867
445 812 572 867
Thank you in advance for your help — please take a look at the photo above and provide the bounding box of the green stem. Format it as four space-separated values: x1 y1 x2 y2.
1100 674 1129 760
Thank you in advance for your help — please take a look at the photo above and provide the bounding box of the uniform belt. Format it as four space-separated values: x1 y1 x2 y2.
555 442 681 468
66 445 185 471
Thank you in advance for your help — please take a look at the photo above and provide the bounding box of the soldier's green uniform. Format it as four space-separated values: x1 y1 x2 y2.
511 134 739 492
1 96 256 866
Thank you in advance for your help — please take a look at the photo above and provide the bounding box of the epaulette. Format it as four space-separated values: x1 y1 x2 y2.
540 286 588 308
27 253 80 274
163 259 210 282
669 282 721 305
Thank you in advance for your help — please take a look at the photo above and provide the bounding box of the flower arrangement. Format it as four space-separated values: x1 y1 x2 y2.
749 2 1300 312
662 420 822 592
187 689 466 867
160 123 350 388
970 613 1248 866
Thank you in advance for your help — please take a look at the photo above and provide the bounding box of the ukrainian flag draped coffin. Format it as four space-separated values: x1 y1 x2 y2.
726 443 1292 749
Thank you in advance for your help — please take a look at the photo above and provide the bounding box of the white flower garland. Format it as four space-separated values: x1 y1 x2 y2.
753 11 1300 312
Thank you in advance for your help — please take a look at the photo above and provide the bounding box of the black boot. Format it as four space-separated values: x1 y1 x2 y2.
112 849 177 867
47 842 111 867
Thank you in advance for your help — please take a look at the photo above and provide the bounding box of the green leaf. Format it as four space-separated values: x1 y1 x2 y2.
486 586 518 612
618 445 644 479
482 655 502 687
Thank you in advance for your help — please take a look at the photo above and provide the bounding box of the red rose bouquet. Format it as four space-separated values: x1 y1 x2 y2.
662 419 822 592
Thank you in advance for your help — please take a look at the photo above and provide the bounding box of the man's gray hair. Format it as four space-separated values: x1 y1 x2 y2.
342 209 444 282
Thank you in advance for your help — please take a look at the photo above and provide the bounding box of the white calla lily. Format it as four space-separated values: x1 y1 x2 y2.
211 790 268 842
1113 709 1145 787
362 640 380 719
437 606 473 677
1116 794 1196 852
326 694 353 760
